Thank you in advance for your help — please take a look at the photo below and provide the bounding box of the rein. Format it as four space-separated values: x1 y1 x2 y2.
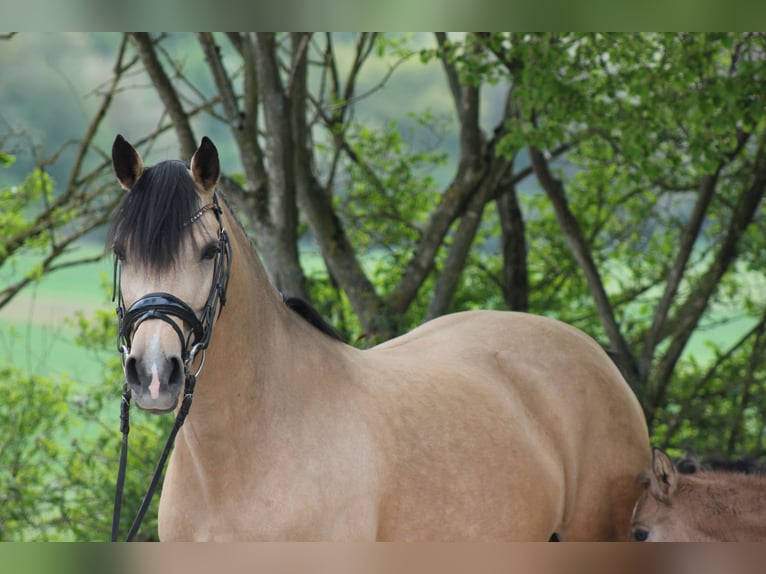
110 193 231 542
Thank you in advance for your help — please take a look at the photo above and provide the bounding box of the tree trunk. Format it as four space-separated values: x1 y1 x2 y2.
288 34 390 337
497 182 529 312
251 33 308 299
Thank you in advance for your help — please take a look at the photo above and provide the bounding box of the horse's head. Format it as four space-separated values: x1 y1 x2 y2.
110 135 230 413
630 448 711 542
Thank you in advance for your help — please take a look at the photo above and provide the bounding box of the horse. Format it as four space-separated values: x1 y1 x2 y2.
109 134 650 541
629 448 766 541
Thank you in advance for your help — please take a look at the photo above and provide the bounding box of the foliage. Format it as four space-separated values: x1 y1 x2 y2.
0 367 70 540
338 117 446 259
0 316 166 541
653 327 766 458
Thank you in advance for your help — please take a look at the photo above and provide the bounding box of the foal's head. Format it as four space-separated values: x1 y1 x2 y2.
630 448 764 542
110 135 227 413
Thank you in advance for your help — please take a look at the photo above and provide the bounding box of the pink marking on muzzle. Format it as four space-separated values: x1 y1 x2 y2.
149 363 161 399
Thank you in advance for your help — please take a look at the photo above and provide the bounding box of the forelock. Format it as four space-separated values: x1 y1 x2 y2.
108 160 201 270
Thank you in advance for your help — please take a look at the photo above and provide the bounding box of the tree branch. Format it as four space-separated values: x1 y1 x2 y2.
648 137 766 417
529 145 639 384
129 33 196 158
497 173 529 312
286 33 313 97
662 306 766 447
640 129 752 379
197 32 269 213
427 159 511 319
288 33 386 334
0 40 132 285
639 172 719 378
435 33 462 118
726 319 766 454
0 218 111 310
197 33 241 127
386 179 481 316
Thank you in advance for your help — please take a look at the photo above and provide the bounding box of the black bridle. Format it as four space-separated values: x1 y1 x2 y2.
110 193 231 542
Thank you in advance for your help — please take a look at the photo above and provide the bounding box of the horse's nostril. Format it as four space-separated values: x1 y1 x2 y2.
125 356 140 387
169 357 184 388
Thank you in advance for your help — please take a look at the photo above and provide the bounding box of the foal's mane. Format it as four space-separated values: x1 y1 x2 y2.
109 162 343 342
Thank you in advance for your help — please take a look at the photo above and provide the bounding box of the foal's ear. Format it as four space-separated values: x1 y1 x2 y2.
649 448 678 503
190 136 220 194
112 134 144 190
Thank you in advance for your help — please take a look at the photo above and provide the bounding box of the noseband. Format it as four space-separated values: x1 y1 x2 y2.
111 192 231 542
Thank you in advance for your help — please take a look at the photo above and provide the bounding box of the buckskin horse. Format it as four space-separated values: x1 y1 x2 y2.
109 134 650 541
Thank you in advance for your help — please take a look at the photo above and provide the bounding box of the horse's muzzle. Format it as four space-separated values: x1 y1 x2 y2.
125 354 184 413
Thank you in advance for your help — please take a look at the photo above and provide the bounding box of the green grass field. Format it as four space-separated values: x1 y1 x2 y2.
0 243 114 387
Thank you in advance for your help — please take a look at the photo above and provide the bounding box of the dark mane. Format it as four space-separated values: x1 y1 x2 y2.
108 160 201 270
282 295 344 342
109 161 343 342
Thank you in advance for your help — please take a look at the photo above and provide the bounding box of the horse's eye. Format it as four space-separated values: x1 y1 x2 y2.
113 244 126 262
632 528 649 542
201 244 220 261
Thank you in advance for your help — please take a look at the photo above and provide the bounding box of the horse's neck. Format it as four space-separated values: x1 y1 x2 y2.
179 200 342 444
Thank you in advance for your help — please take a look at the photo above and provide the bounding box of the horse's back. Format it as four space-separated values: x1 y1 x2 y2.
366 311 649 540
370 310 641 421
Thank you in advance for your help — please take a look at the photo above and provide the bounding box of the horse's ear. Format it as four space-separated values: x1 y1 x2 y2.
649 448 678 502
190 136 220 194
112 134 144 191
